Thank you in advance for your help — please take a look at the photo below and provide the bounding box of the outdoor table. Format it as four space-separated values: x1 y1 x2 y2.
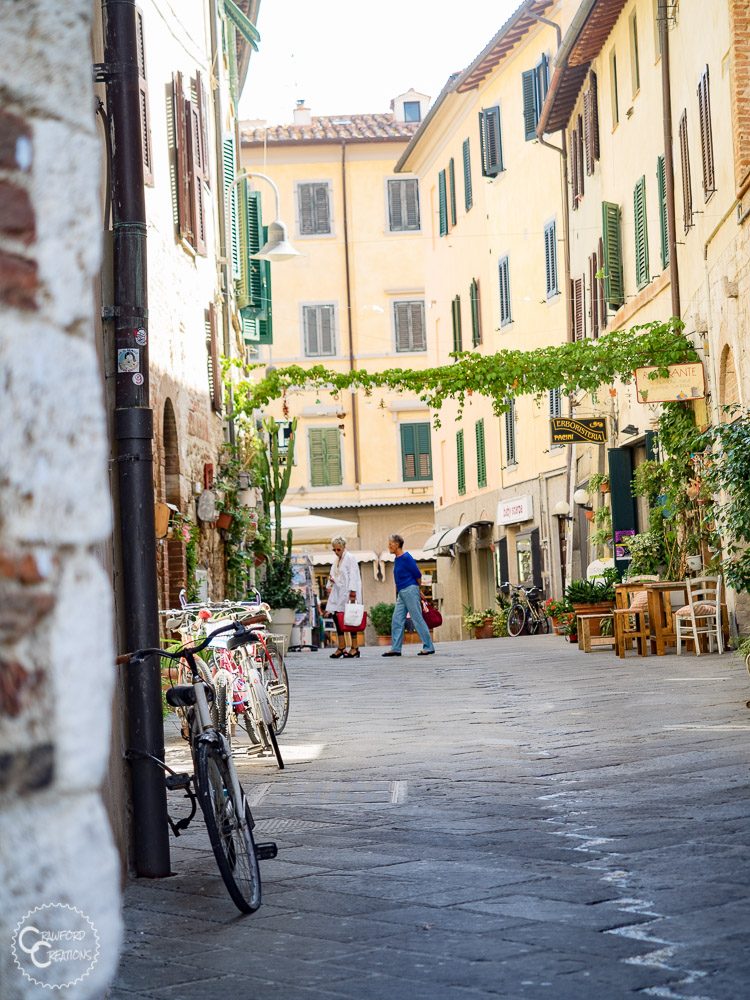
644 581 688 655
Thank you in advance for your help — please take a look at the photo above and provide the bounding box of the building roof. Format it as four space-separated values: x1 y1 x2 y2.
242 114 420 147
538 0 629 135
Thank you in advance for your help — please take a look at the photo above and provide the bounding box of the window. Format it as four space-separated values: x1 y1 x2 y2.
479 106 504 176
297 181 331 235
475 420 487 488
629 10 641 95
498 256 511 326
697 66 716 200
449 158 457 227
456 430 466 495
589 250 601 337
205 304 222 413
597 238 607 327
522 54 549 140
470 279 482 346
570 116 584 208
240 187 273 345
549 388 562 419
451 295 463 352
633 175 650 289
583 71 600 174
463 138 473 211
135 7 153 185
401 423 432 481
403 100 421 122
438 169 448 236
610 49 619 127
678 109 693 230
309 428 342 487
173 70 209 254
602 202 624 308
394 300 426 352
504 399 517 465
223 136 240 278
388 178 420 231
544 220 559 298
571 275 585 340
657 155 669 268
303 304 336 356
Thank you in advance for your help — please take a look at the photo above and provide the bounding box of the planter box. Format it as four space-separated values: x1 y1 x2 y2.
473 621 495 639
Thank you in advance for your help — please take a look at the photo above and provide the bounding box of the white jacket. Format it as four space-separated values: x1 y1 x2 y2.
326 550 362 612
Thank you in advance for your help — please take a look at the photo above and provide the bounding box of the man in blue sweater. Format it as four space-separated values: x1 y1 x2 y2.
382 534 436 657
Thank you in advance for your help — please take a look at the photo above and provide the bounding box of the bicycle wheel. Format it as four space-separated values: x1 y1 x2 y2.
194 740 261 913
262 644 290 735
507 604 526 637
536 611 550 634
214 676 233 752
526 610 540 635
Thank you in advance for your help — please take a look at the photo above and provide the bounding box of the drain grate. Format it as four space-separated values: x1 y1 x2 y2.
254 817 337 833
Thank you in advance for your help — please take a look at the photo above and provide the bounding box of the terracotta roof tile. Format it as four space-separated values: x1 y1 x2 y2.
241 113 420 146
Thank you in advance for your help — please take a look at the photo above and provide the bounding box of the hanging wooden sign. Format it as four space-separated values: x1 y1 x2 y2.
634 362 705 402
550 417 608 444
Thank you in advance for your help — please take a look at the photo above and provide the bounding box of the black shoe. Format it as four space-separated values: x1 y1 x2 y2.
329 649 346 659
343 649 360 658
418 650 435 656
381 651 401 657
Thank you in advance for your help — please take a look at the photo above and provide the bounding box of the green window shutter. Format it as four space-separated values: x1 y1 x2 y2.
451 295 462 353
470 278 481 346
657 155 669 268
504 399 517 465
309 428 342 487
479 107 503 176
400 423 416 480
456 430 466 495
463 138 473 211
544 221 558 297
449 158 457 227
601 201 624 307
475 419 487 488
256 245 272 344
246 189 263 307
438 169 448 236
522 69 537 140
223 136 240 279
401 422 432 481
633 175 649 289
499 256 511 325
237 178 250 307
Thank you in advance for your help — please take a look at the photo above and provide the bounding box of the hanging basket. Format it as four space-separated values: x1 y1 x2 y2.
216 511 233 531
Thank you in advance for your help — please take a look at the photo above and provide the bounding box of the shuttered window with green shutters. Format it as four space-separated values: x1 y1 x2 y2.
309 428 342 487
544 221 559 298
401 423 432 482
222 136 240 279
387 178 420 231
470 279 482 346
438 169 448 236
475 419 487 488
303 304 336 356
633 175 649 289
456 430 466 495
449 158 457 227
499 256 511 326
463 138 473 211
240 189 273 345
504 399 517 465
522 53 549 140
479 106 503 176
298 182 331 235
394 301 426 352
601 202 624 307
657 155 669 268
451 295 462 353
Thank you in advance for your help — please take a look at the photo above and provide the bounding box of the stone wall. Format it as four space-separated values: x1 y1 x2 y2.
0 3 121 996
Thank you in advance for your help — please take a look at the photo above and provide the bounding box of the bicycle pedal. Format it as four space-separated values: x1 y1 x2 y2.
266 684 286 696
255 841 278 861
165 772 191 791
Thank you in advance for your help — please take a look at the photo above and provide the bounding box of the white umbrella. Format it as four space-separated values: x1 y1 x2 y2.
272 511 358 545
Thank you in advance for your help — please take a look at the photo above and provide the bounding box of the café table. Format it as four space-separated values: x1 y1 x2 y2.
643 581 689 655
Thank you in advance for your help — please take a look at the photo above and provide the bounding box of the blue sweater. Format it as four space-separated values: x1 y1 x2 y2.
394 551 421 593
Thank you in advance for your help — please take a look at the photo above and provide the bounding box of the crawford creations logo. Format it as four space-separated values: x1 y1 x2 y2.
11 903 100 990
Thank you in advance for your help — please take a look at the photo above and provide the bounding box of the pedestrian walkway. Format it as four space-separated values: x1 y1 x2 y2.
111 637 750 999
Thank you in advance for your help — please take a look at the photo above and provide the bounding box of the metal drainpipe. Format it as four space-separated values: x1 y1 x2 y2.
102 0 170 877
659 0 681 319
341 140 360 486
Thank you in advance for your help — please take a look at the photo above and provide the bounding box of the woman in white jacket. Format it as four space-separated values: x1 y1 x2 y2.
326 536 363 658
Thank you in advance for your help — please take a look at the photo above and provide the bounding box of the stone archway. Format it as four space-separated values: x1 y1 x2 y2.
163 399 186 609
719 344 740 420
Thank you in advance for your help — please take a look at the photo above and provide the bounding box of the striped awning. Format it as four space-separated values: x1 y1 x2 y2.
224 0 260 50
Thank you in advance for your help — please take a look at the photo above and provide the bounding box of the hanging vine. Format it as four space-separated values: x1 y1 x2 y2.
231 319 695 423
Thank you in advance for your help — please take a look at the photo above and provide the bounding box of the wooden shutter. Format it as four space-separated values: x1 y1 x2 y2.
438 169 448 235
299 182 330 235
401 423 417 480
470 279 481 346
309 428 342 487
135 7 153 185
451 295 462 353
548 388 561 417
173 71 192 242
388 180 403 230
504 400 516 464
401 423 431 481
314 183 330 233
657 155 669 268
449 158 457 227
319 305 334 354
479 107 502 176
572 275 585 340
597 237 607 328
697 67 716 199
246 189 263 306
189 95 206 254
395 301 425 351
633 175 649 289
583 72 600 175
456 430 466 495
410 301 425 350
601 202 624 307
205 304 222 413
544 221 558 297
570 127 579 210
576 116 585 201
463 138 473 210
499 256 511 325
388 179 419 231
416 423 431 479
678 110 693 231
475 419 487 488
522 69 537 140
403 179 419 229
589 251 599 337
223 137 240 278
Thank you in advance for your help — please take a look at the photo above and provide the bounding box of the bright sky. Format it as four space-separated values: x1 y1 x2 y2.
239 0 520 125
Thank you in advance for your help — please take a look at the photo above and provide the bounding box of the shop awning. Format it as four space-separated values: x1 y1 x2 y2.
272 512 357 545
423 529 451 552
224 0 260 50
424 520 494 551
379 548 431 563
308 550 378 566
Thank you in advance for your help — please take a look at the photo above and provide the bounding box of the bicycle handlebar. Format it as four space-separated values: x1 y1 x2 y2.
117 620 245 666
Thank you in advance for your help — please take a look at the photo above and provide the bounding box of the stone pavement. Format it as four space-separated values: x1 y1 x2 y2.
110 636 750 999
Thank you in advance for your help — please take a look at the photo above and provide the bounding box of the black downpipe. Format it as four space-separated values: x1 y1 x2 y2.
103 0 170 877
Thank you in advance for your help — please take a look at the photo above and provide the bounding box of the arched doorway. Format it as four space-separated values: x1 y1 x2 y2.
163 399 186 609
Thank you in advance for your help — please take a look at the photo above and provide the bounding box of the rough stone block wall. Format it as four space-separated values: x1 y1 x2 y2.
0 3 121 997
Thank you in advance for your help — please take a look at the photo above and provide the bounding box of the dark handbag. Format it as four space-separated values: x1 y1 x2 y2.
336 610 368 634
421 600 442 630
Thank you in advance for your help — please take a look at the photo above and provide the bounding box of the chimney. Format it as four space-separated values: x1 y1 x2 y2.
293 99 312 126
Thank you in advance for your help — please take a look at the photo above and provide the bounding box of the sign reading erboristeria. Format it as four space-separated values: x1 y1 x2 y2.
550 417 608 444
634 362 705 402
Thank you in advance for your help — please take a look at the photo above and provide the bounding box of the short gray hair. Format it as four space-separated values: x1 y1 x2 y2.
331 536 348 548
389 533 404 548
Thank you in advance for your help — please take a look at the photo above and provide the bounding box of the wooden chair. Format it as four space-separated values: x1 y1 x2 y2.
613 578 656 657
675 575 723 655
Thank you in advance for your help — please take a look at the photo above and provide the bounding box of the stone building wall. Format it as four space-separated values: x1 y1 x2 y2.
0 3 121 996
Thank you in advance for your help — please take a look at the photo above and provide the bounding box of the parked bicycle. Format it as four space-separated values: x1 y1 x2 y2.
117 621 278 913
503 583 550 637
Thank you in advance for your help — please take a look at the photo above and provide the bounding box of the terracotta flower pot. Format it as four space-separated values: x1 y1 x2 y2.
473 620 495 639
216 511 233 530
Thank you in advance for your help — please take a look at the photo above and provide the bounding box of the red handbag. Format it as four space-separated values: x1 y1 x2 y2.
421 601 442 630
336 611 368 634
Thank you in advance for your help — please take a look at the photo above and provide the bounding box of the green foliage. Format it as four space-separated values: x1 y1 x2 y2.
544 597 572 619
620 531 665 576
588 473 610 492
462 607 496 630
702 407 750 593
214 445 259 600
492 606 509 637
631 460 665 502
565 570 617 605
370 602 395 636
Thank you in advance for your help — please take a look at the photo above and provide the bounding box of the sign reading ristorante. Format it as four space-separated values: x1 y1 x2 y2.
550 417 608 444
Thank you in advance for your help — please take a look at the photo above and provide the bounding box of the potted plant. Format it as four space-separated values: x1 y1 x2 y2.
564 570 618 638
462 607 496 639
370 602 395 645
492 606 509 638
589 472 610 494
558 611 578 643
544 597 573 634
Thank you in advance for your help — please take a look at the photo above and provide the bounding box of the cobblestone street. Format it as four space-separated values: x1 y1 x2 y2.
112 637 750 999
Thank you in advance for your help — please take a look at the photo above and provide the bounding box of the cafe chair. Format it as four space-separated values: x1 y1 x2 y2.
675 575 723 655
613 589 650 657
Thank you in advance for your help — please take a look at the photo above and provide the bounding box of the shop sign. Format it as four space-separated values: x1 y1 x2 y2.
634 362 705 402
550 417 608 444
497 494 533 525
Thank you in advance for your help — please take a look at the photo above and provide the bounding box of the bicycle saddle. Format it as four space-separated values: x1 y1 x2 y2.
226 628 263 651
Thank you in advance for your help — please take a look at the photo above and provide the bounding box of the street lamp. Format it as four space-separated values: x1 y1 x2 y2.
573 488 593 512
227 170 302 261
